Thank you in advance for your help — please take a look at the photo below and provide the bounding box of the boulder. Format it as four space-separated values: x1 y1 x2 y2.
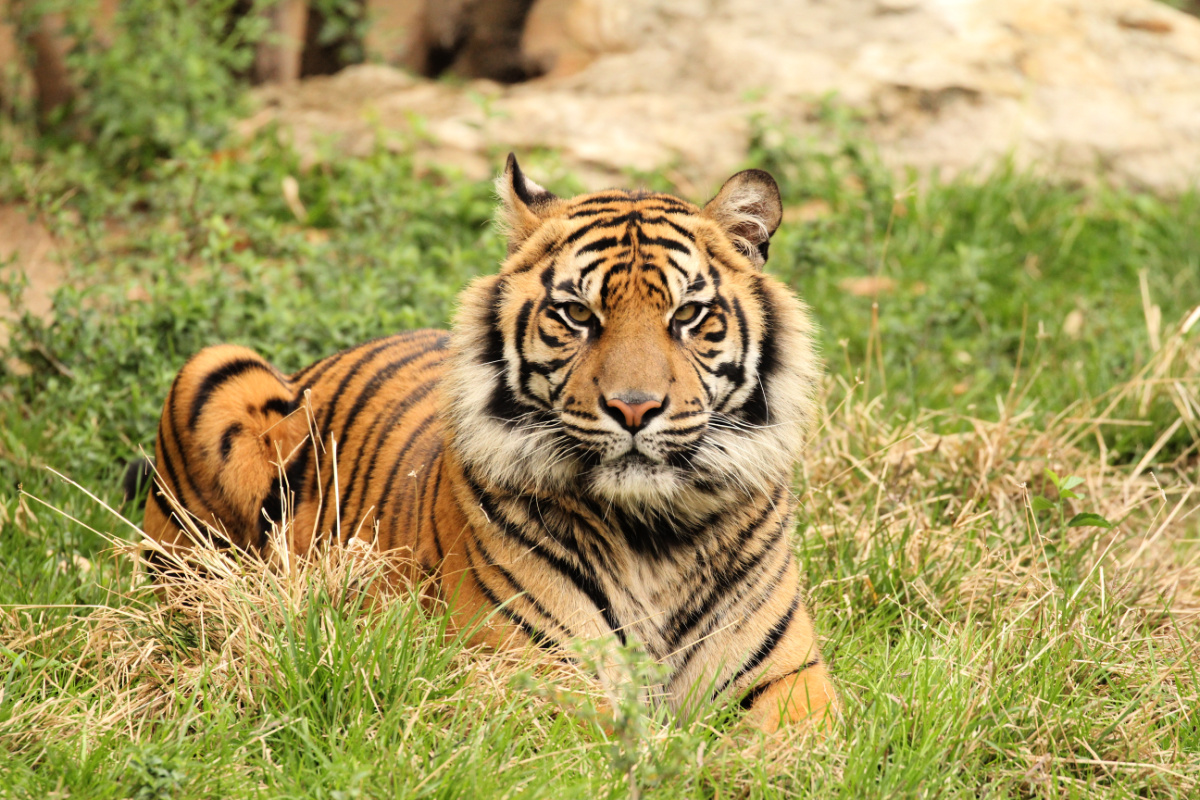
248 0 1200 193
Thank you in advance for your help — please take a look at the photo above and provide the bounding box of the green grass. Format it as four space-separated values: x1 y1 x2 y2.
1 95 1199 797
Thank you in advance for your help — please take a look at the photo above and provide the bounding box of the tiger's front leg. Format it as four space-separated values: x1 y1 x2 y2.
731 590 840 734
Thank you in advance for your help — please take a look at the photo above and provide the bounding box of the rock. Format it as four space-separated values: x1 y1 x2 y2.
247 0 1200 194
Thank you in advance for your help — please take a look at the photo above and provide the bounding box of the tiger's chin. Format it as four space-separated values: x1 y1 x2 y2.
587 454 686 510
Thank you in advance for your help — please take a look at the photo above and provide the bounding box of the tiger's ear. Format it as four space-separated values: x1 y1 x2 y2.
496 153 560 254
702 169 783 268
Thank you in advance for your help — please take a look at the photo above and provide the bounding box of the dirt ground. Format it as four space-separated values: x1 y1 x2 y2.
0 204 63 352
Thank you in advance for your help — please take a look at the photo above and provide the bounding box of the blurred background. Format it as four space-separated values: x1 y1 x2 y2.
5 0 1200 191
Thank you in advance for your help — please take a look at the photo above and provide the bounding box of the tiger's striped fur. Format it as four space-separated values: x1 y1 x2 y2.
142 155 837 732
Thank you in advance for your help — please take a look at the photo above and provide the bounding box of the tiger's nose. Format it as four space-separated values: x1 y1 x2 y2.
604 394 665 431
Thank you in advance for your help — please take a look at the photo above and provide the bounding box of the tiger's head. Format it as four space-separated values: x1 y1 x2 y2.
444 155 819 515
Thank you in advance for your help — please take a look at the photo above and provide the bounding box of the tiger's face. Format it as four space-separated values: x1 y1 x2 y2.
445 156 819 514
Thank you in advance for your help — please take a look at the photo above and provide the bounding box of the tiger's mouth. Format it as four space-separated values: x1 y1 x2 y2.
585 448 687 507
606 450 661 469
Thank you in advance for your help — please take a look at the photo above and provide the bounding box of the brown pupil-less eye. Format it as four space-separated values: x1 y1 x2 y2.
674 303 700 323
567 303 592 323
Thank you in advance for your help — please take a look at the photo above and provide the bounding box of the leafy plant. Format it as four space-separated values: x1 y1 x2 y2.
65 0 268 173
125 749 189 800
1032 468 1116 530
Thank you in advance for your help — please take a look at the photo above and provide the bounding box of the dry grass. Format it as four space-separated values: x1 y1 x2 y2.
791 307 1200 793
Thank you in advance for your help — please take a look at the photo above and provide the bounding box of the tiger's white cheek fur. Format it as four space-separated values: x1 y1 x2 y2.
446 364 583 493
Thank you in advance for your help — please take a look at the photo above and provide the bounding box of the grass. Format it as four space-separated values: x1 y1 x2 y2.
1 98 1198 797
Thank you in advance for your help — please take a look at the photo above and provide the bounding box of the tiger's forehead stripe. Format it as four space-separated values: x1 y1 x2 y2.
505 190 701 280
551 193 706 313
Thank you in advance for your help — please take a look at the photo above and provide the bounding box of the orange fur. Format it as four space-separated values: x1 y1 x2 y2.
142 157 838 732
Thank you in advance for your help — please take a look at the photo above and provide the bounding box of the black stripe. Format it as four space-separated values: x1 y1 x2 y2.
466 551 560 651
261 397 296 418
153 408 234 550
512 300 554 411
429 465 446 562
559 421 607 440
188 358 278 430
664 492 783 647
665 255 689 281
598 261 632 306
293 333 403 392
606 503 718 559
368 411 441 539
164 386 216 520
471 533 572 642
577 257 608 282
568 206 624 219
716 592 800 698
256 430 314 551
466 472 626 645
219 423 242 461
258 476 286 546
658 423 707 438
576 236 622 256
149 484 177 527
712 298 749 399
326 341 447 485
310 339 413 532
640 197 694 211
318 339 408 432
412 439 443 563
340 376 440 532
153 415 187 510
288 436 313 508
565 213 637 246
642 216 695 241
738 658 821 711
571 193 635 208
739 277 779 426
480 277 507 368
507 238 564 276
639 236 692 255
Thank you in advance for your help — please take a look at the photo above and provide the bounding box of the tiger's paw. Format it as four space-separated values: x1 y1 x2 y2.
740 661 840 736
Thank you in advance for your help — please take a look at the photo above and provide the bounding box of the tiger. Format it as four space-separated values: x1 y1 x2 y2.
138 154 838 733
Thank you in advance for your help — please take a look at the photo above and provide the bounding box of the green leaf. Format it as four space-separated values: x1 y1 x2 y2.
1067 512 1115 529
1044 468 1061 489
1061 475 1085 491
1031 496 1056 512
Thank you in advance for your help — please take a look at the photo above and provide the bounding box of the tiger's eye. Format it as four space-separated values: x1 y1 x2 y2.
673 303 700 323
567 303 593 323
